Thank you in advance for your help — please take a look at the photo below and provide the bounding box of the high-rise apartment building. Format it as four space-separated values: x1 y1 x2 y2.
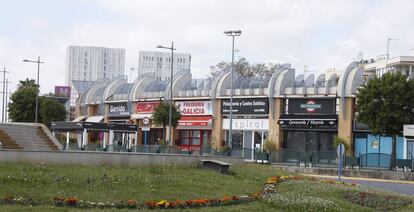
138 51 191 81
65 46 125 118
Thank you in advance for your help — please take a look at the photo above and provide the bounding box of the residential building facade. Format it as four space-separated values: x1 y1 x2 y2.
138 51 191 81
65 45 125 119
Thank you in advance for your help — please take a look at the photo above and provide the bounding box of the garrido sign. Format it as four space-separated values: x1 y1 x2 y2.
221 98 269 115
108 102 130 117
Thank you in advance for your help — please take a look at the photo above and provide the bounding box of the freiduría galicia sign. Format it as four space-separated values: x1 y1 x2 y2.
175 101 212 116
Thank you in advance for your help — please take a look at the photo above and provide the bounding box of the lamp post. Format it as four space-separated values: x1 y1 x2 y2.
224 30 241 148
157 42 176 145
23 56 44 123
385 38 398 75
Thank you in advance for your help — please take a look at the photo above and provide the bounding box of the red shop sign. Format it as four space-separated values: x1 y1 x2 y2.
136 102 160 113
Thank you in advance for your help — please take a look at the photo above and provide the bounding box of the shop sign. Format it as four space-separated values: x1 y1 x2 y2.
288 98 335 115
221 98 269 114
175 101 212 116
108 102 130 117
136 102 160 113
403 125 414 137
278 119 337 130
371 140 379 149
177 116 212 129
223 119 269 130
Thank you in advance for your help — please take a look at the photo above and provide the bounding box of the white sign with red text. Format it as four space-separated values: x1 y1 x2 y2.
175 101 212 116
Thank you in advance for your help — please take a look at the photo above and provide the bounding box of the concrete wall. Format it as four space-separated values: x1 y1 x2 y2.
0 150 243 167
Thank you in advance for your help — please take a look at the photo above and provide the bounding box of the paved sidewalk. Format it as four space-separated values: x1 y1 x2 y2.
303 174 414 196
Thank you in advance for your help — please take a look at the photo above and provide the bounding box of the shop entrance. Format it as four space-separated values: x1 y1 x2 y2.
141 128 164 145
179 130 211 153
284 131 335 153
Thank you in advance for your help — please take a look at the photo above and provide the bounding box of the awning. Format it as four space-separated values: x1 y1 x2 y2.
85 116 104 123
278 114 337 131
131 113 153 119
72 115 86 122
177 116 212 130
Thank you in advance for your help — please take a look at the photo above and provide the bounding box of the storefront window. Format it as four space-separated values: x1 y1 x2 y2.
191 130 201 145
284 131 335 153
407 140 414 159
179 130 208 147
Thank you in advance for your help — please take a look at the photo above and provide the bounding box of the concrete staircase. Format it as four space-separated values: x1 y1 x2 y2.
0 129 23 149
0 123 61 151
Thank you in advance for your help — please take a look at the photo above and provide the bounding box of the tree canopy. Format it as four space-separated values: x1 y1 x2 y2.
9 86 38 123
18 78 38 90
39 97 67 126
152 101 181 143
356 72 414 169
209 57 279 78
9 78 67 126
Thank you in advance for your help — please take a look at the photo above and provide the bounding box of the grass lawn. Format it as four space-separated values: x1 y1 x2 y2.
0 162 413 211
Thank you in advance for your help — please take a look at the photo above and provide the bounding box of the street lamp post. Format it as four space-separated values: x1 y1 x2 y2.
385 38 398 75
23 56 44 123
224 30 241 149
157 42 176 145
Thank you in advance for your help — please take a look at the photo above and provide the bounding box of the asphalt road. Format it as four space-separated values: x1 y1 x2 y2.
312 175 414 196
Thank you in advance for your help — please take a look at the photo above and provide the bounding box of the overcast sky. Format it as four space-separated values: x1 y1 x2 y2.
1 0 414 94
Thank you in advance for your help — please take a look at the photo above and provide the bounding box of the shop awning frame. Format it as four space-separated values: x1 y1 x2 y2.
51 121 138 132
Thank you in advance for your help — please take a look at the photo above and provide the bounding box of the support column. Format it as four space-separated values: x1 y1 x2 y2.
128 133 132 149
268 98 284 150
77 133 82 149
103 132 107 150
109 130 114 151
66 131 70 150
338 97 355 153
211 99 224 150
135 131 138 147
82 129 88 149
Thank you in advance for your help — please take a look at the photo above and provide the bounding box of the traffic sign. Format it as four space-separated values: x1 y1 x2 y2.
142 117 150 125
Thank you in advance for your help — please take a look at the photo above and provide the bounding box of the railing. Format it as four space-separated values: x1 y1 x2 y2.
59 144 412 171
312 151 340 167
270 149 300 166
360 153 391 169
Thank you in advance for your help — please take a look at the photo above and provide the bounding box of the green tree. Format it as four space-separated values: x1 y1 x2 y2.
356 72 414 169
39 97 67 127
18 78 38 89
152 101 181 145
9 86 38 122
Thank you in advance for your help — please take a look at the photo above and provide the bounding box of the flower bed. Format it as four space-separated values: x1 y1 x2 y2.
0 175 357 210
344 191 413 210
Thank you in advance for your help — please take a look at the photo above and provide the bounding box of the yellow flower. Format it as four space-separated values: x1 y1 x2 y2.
156 200 169 207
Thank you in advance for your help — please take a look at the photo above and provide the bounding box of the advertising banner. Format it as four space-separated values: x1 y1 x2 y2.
54 86 71 97
108 102 130 117
136 102 160 113
288 98 336 115
221 98 269 115
175 101 212 116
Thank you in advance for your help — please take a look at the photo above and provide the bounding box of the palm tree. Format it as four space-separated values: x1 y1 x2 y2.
18 78 38 90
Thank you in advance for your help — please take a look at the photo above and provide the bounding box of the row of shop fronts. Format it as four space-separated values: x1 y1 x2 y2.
74 96 411 159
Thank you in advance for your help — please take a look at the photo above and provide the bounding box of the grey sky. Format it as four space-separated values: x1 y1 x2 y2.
1 0 413 94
